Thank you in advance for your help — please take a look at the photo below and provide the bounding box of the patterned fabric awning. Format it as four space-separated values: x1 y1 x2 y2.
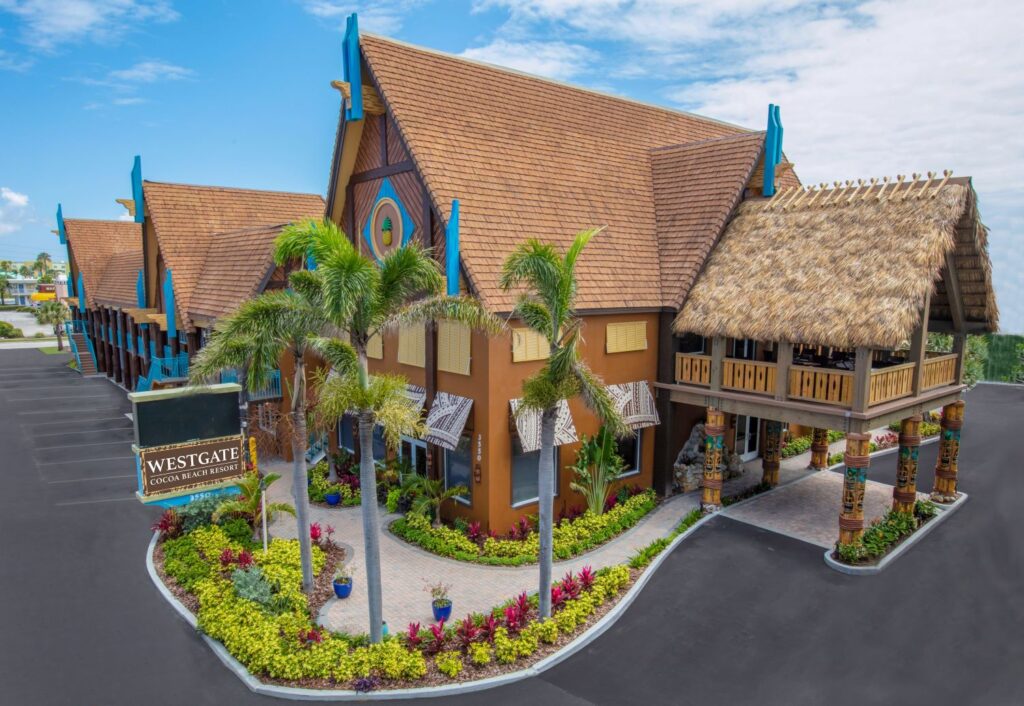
607 381 660 430
510 398 578 453
424 392 473 451
405 384 426 413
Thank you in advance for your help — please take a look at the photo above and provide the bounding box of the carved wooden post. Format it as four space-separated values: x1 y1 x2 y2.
700 408 726 513
892 415 922 513
838 433 871 545
931 400 965 503
761 420 783 487
810 428 830 470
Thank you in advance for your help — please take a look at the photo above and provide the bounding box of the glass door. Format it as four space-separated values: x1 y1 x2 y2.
399 436 428 478
735 415 760 462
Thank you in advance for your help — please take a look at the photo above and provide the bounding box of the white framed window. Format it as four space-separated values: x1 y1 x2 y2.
615 431 642 478
444 434 473 505
511 436 559 507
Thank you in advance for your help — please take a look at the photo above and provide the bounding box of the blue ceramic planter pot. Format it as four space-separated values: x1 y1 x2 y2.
325 493 341 506
431 600 452 622
333 579 353 599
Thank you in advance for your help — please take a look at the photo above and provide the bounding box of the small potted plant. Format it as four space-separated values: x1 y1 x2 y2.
333 566 353 599
324 483 342 506
427 580 452 622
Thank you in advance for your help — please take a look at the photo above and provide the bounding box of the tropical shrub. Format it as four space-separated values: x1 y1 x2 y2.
434 651 463 678
835 503 936 564
569 426 625 515
178 495 230 533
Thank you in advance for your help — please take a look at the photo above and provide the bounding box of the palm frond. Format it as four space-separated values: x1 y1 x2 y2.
383 294 505 336
273 218 320 265
510 296 553 339
572 361 628 437
499 239 562 301
376 244 444 318
306 336 358 377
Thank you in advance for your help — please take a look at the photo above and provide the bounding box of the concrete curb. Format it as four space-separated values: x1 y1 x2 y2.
146 512 716 701
822 492 968 575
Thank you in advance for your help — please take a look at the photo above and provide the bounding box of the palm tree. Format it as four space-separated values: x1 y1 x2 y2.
0 275 9 306
35 300 68 350
499 228 627 619
212 471 295 535
403 475 469 528
189 288 331 595
18 265 31 278
0 260 12 275
35 252 51 277
276 218 503 644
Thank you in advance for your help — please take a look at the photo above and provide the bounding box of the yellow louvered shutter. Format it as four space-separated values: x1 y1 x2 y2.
512 328 550 362
438 320 471 375
397 325 425 367
367 332 383 359
606 321 648 353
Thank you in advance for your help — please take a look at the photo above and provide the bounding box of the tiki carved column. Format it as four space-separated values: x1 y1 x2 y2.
931 400 965 503
761 420 784 487
700 408 726 513
892 415 922 514
810 428 830 470
838 433 871 545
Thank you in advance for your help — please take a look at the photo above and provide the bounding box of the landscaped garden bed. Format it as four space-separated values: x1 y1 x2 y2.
390 488 659 566
832 500 938 566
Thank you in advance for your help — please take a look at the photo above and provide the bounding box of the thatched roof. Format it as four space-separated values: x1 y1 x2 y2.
673 177 998 349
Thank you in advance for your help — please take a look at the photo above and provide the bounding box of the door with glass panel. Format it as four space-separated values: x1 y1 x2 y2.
735 415 760 462
400 436 428 477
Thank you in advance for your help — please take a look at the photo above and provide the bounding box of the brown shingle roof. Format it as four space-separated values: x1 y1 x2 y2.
189 224 285 322
94 250 143 309
143 181 324 328
63 219 141 308
360 34 755 312
651 132 768 309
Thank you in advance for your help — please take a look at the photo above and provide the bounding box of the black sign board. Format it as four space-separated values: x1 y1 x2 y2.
130 384 241 448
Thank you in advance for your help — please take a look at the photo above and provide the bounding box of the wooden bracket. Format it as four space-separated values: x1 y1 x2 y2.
331 80 386 115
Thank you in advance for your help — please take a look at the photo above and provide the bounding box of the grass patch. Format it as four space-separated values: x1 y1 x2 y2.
37 346 67 354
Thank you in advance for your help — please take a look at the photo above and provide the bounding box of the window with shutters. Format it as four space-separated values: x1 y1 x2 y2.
606 321 647 353
511 328 550 362
438 320 471 375
397 325 425 367
367 332 383 359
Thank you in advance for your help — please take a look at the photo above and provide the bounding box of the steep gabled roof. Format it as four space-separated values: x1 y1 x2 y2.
360 34 758 312
94 250 143 309
673 179 998 348
189 224 287 323
63 219 141 308
142 181 324 328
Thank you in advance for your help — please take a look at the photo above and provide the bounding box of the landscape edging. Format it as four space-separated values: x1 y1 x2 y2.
145 511 717 701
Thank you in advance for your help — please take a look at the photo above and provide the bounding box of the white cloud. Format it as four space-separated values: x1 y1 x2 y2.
76 59 190 109
461 39 592 80
299 0 425 35
0 0 178 51
117 210 133 221
479 0 1024 333
0 186 31 236
108 60 190 83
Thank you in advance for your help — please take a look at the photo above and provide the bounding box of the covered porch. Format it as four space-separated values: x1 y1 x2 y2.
659 174 998 549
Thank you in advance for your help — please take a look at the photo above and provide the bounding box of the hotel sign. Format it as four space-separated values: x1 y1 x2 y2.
138 435 245 498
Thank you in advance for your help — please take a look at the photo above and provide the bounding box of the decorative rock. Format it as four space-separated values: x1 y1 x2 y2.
673 423 743 493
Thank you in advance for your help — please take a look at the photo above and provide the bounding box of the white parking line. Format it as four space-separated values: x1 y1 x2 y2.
25 416 127 428
36 440 132 451
48 474 136 484
36 455 134 466
55 496 135 507
9 394 113 402
32 427 132 439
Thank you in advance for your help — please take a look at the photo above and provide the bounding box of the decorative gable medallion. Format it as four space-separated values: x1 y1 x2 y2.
362 177 414 261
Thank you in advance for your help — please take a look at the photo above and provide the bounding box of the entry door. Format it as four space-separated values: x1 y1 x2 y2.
735 415 760 462
400 436 428 477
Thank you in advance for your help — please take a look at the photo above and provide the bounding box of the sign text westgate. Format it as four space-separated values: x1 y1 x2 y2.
139 435 245 498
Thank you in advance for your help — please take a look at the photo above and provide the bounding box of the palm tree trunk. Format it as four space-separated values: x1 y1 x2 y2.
358 410 384 643
290 358 315 594
55 326 63 351
537 406 557 619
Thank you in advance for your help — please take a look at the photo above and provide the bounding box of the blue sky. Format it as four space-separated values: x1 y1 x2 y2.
1 0 1021 333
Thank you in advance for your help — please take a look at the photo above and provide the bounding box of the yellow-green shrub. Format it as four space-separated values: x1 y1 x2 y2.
468 642 493 666
435 651 464 678
493 627 517 664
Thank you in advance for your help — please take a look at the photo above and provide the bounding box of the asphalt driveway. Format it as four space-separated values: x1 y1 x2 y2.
0 348 1020 705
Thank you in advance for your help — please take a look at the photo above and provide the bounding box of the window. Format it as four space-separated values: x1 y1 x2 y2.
615 432 642 477
337 414 356 453
606 321 648 353
444 434 473 504
397 325 425 367
511 328 549 362
511 436 559 507
438 320 471 375
372 424 387 461
399 436 428 477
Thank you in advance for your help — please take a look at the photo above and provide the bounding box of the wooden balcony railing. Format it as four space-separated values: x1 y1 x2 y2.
722 358 776 395
921 353 958 390
676 353 711 386
674 350 961 410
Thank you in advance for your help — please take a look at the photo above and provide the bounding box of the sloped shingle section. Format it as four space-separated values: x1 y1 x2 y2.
63 219 141 308
360 34 752 312
94 250 143 308
143 182 324 328
651 132 767 309
189 224 286 322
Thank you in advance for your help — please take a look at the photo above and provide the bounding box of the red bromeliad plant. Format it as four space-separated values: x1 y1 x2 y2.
550 585 566 609
219 548 235 568
309 522 323 543
456 615 480 651
426 620 447 654
481 614 498 643
405 622 423 650
578 565 595 591
151 509 182 538
298 627 324 646
514 592 531 619
503 605 522 634
561 571 581 600
236 549 254 569
466 521 483 545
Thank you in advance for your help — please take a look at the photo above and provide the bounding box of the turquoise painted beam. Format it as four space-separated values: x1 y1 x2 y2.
446 199 460 296
136 269 146 308
343 14 363 122
762 103 783 197
76 273 86 315
56 203 66 245
131 156 144 224
162 268 177 340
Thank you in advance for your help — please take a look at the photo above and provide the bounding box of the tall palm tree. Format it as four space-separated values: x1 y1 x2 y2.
18 265 31 278
35 252 52 277
189 288 335 595
276 218 503 644
0 275 9 306
499 228 627 619
0 260 12 275
35 300 68 350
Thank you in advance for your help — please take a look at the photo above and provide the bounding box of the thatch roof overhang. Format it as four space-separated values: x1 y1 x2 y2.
673 177 998 350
